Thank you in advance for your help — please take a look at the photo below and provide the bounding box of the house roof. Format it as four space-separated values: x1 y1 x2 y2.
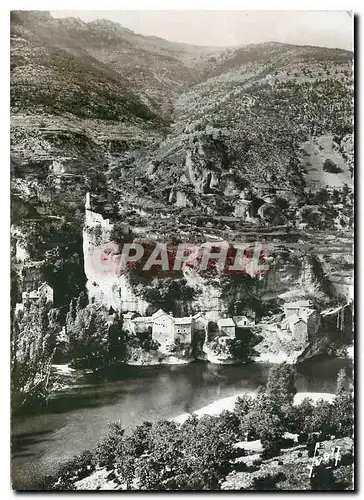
233 315 250 324
321 304 348 317
174 317 192 325
123 312 136 319
22 290 39 299
217 318 235 327
288 314 307 326
21 260 44 268
192 312 208 322
23 282 52 297
152 309 173 320
302 309 317 319
132 316 153 323
284 300 311 309
38 282 52 292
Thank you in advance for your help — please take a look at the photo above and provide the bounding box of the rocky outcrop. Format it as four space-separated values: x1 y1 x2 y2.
83 197 149 315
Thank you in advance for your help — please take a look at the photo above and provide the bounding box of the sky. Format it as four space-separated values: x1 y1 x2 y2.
50 10 353 50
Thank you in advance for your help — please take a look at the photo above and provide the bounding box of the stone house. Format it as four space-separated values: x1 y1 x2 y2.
303 309 321 338
127 309 212 348
17 260 44 292
221 171 238 197
217 318 236 337
233 198 253 220
123 312 135 331
233 315 253 328
192 312 208 348
22 282 54 304
281 314 308 343
151 309 176 347
283 300 312 318
130 316 153 334
174 317 193 344
126 308 240 349
281 308 320 342
192 312 209 333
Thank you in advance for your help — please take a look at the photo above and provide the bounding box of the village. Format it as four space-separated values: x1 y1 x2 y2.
121 298 322 353
13 257 324 355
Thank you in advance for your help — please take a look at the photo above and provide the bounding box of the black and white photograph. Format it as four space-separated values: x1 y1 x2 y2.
9 7 354 491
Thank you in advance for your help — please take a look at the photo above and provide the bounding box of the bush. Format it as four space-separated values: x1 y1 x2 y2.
95 421 126 468
66 306 126 369
234 394 255 418
323 159 342 173
305 400 337 439
52 450 95 490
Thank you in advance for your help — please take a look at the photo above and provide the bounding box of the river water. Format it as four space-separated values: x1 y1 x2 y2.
11 358 351 490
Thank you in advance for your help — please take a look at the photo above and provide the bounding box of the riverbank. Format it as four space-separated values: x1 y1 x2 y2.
12 359 350 490
59 387 348 491
172 391 335 424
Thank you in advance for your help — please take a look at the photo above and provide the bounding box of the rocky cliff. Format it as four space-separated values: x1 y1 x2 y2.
83 197 149 315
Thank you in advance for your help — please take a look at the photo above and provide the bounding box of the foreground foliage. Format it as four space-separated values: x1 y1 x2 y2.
47 364 353 491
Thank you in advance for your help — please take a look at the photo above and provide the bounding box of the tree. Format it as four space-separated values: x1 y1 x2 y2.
106 313 127 364
237 365 297 454
305 400 336 439
19 217 86 306
11 297 56 411
133 277 196 316
265 363 297 408
259 411 286 458
76 291 88 312
67 305 109 369
177 415 234 489
234 394 255 434
133 420 182 490
11 260 21 311
333 369 353 438
323 159 342 174
95 421 125 468
289 397 314 435
336 368 348 396
66 304 128 369
241 393 286 456
101 415 237 491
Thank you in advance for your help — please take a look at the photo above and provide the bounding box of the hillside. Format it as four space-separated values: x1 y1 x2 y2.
11 11 354 314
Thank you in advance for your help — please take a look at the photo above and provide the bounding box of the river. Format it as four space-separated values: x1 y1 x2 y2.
11 357 352 490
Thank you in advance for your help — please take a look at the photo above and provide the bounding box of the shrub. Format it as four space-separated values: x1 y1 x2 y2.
95 421 125 468
234 394 255 418
52 450 95 489
305 400 337 439
323 159 342 173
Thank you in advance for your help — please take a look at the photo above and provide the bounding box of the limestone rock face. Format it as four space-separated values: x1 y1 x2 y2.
175 190 193 208
182 268 227 321
83 201 149 314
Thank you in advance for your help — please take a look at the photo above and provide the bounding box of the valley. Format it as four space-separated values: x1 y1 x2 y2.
11 10 354 398
9 11 355 492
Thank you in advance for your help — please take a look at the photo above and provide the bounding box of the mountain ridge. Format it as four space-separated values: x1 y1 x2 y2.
11 11 354 309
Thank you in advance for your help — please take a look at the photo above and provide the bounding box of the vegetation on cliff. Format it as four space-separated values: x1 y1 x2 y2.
11 297 58 410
